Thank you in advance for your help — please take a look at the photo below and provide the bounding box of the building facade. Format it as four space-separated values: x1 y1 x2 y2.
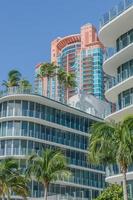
35 23 105 103
99 0 133 198
0 87 105 199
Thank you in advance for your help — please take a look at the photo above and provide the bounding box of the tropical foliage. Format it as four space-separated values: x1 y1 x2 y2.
57 68 76 102
37 62 76 101
2 70 22 88
2 69 31 90
88 115 133 200
0 158 29 199
95 184 123 200
57 68 76 89
38 62 58 79
26 149 71 200
19 79 31 89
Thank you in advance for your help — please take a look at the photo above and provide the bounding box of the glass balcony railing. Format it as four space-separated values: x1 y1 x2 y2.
0 86 33 97
106 165 133 177
100 0 133 28
118 95 133 110
104 48 116 61
47 194 89 200
105 71 133 91
105 94 133 117
104 33 133 61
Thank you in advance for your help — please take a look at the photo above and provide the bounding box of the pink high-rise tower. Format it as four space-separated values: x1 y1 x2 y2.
35 23 105 103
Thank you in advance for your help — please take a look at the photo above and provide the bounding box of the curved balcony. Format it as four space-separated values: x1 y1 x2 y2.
106 172 133 184
106 165 133 184
99 0 133 46
103 42 133 76
105 75 133 102
105 100 133 122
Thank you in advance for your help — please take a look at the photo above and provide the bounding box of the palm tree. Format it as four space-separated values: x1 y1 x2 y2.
2 70 22 88
57 69 76 102
19 79 32 90
26 149 71 200
57 68 67 102
0 158 29 199
88 115 133 200
37 62 58 96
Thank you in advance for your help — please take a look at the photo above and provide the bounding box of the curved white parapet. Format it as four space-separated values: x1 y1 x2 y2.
99 5 133 47
0 93 100 122
103 43 133 76
106 171 133 184
105 104 133 122
105 76 133 102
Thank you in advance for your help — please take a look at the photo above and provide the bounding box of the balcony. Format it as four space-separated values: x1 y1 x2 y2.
0 86 33 98
104 30 133 61
105 94 133 122
99 0 133 46
103 43 133 76
106 165 133 184
106 70 133 91
100 0 133 28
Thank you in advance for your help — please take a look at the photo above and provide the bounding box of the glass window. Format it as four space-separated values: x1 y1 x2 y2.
129 29 133 43
75 116 79 130
41 105 45 119
122 33 128 48
66 113 70 127
35 124 40 138
29 102 34 117
28 141 33 154
21 140 27 155
34 142 39 153
35 103 40 118
29 122 34 137
15 100 21 116
6 140 12 155
8 101 14 116
61 111 65 126
2 102 7 117
21 121 28 136
22 101 28 116
7 121 13 136
41 125 45 140
0 104 2 117
0 140 5 155
14 121 20 136
2 122 6 136
13 140 19 155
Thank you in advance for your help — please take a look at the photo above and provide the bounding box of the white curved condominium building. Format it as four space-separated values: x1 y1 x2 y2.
0 87 105 200
99 0 133 198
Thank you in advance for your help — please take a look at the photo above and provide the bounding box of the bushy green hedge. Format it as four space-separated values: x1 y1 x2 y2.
95 184 123 200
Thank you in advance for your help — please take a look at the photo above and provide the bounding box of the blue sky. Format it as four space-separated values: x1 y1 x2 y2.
0 0 120 84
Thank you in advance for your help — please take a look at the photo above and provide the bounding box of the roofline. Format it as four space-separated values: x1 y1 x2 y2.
0 92 103 121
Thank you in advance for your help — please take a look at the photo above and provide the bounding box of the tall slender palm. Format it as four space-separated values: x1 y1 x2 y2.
37 62 58 96
57 69 76 102
26 149 71 200
2 70 22 88
0 158 29 199
88 115 133 200
57 68 67 102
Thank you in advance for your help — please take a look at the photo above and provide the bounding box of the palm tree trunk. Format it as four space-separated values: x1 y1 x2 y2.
122 167 128 200
44 183 48 200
